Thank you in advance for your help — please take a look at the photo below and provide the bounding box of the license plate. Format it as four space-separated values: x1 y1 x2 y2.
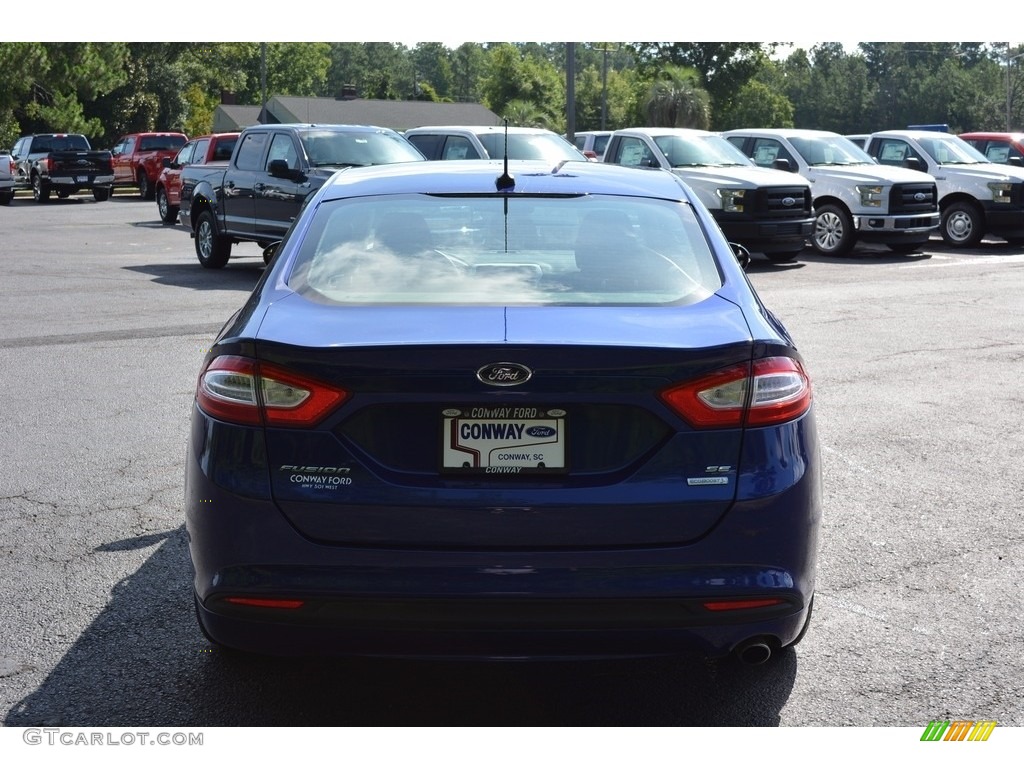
77 175 88 183
442 406 566 474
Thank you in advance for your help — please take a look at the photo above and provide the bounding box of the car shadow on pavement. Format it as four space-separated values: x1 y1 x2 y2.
4 526 797 727
122 263 264 292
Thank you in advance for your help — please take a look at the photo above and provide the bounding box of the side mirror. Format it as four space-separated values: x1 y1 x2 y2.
269 158 302 180
1009 157 1023 167
772 158 793 172
162 157 172 168
262 241 280 265
903 157 923 171
730 242 751 270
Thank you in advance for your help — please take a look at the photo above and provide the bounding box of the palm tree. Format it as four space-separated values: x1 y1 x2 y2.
502 99 552 129
644 66 711 129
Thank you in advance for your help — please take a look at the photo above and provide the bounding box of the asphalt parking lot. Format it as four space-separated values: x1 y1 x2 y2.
0 191 1022 727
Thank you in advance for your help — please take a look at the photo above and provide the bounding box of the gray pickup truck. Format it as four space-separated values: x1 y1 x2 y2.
10 133 114 202
178 123 425 268
0 151 14 205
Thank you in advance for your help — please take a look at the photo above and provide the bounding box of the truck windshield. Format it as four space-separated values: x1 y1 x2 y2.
301 129 423 167
789 135 872 166
917 135 989 165
653 134 750 168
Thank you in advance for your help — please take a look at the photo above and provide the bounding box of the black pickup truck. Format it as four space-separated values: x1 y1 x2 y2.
178 123 425 268
10 133 115 202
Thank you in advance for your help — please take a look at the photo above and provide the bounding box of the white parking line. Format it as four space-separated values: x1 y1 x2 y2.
900 253 1024 268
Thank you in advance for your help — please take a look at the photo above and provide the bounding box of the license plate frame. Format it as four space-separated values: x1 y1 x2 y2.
441 406 567 475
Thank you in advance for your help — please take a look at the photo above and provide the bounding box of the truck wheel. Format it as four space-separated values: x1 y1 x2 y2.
0 190 12 205
941 201 983 247
93 186 111 202
156 187 177 223
32 175 50 203
138 171 153 200
812 204 854 256
195 210 232 269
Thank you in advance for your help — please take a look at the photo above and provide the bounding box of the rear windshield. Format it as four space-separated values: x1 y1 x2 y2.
139 135 186 151
33 135 91 152
287 194 722 306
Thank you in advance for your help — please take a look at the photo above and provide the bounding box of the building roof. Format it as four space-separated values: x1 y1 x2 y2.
212 104 263 133
212 96 501 134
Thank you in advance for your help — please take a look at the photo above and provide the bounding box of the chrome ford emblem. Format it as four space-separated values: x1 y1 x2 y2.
782 196 796 207
914 192 926 201
477 362 532 387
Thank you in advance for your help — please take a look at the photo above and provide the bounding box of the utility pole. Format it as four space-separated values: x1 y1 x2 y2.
261 43 267 124
566 43 576 142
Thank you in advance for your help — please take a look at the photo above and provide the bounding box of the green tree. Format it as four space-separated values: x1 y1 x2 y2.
480 43 564 121
502 99 552 128
4 42 128 143
717 79 794 130
630 43 773 126
643 65 711 128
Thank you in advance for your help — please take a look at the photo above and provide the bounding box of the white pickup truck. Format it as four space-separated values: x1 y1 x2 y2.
601 127 814 262
723 128 940 256
862 129 1024 247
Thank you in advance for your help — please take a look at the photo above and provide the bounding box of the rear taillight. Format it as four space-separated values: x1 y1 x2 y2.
224 597 304 609
660 356 811 429
196 355 348 427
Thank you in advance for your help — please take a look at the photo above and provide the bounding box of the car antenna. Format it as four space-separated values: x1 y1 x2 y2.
495 119 515 191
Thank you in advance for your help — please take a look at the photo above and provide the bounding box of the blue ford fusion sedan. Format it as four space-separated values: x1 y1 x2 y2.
185 158 821 664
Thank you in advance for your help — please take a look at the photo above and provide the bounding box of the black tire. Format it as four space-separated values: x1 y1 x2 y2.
32 175 50 203
812 203 855 256
764 250 803 263
138 171 153 200
941 201 983 247
156 186 177 223
56 189 71 199
195 209 232 268
92 186 111 202
886 240 927 254
0 190 13 206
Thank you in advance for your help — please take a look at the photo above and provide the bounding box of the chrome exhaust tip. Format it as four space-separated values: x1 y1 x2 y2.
735 637 773 665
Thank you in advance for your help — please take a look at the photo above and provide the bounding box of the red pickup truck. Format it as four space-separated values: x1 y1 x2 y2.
155 132 239 223
110 131 188 200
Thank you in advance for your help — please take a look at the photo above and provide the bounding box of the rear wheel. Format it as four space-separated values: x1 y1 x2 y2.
0 190 12 206
941 201 983 247
138 171 153 200
92 186 111 202
812 204 855 256
156 186 177 223
195 209 232 268
32 175 50 203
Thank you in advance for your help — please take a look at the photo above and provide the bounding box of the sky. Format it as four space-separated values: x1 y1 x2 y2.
29 5 1001 45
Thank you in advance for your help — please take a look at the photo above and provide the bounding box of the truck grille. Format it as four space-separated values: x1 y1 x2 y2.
755 186 813 218
890 182 937 214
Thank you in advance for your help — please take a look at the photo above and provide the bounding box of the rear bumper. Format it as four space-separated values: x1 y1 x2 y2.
187 465 818 659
